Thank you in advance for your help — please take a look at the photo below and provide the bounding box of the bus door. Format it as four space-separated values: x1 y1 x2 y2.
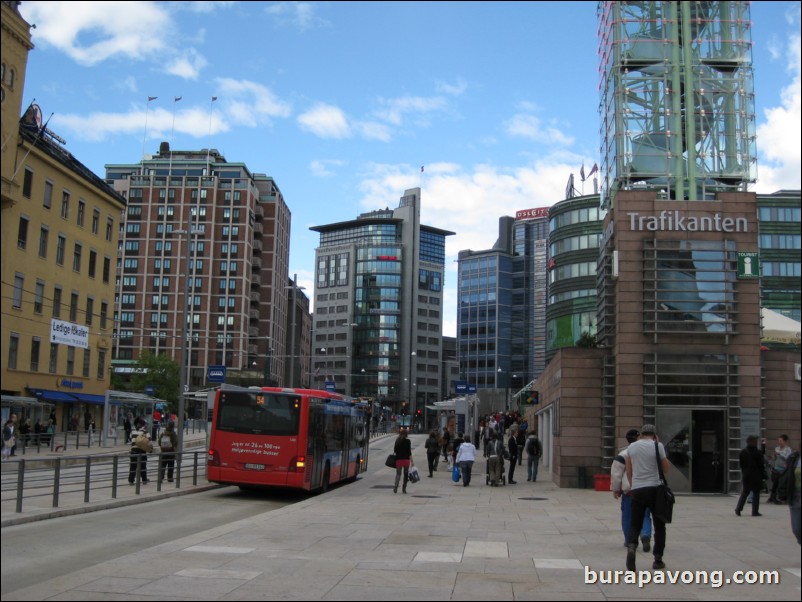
308 405 326 488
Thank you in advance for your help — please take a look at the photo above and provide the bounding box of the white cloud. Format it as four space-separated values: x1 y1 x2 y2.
374 95 448 126
216 78 292 125
353 121 393 142
755 24 801 192
310 159 346 178
504 113 575 147
21 1 173 65
436 78 468 97
298 103 352 139
265 2 328 31
165 49 208 81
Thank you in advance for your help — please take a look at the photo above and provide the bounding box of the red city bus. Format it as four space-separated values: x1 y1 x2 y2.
207 386 369 492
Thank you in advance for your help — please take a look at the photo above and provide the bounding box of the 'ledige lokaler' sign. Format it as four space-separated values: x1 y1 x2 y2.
50 319 89 349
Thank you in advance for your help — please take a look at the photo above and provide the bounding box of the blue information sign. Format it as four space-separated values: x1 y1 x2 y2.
324 380 336 391
207 365 226 383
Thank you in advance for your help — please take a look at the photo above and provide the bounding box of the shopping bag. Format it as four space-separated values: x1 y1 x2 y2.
653 482 675 523
385 454 397 468
408 466 420 483
452 466 461 482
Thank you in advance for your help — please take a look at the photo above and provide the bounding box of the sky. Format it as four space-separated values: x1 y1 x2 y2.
16 1 802 338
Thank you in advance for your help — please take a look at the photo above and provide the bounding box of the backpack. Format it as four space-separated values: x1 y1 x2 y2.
159 433 174 451
526 438 536 455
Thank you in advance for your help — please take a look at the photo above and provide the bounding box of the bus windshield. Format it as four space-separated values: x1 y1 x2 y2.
216 390 300 436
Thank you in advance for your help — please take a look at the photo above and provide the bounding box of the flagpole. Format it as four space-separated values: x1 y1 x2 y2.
141 96 157 174
206 96 217 175
169 96 181 179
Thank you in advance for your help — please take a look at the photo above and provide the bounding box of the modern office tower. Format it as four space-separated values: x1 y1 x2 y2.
1 1 125 427
105 144 291 393
310 188 453 420
457 207 550 402
593 1 760 492
546 194 604 361
756 190 801 322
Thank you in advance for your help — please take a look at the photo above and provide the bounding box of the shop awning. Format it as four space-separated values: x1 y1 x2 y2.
28 389 79 403
72 393 106 405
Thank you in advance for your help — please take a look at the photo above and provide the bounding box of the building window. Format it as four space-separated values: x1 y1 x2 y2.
103 257 111 283
100 301 108 329
23 168 33 198
30 337 41 372
17 216 29 249
8 334 19 369
43 180 53 208
66 346 75 375
38 226 49 258
88 250 97 278
12 273 24 309
92 209 100 234
61 191 70 219
73 242 82 272
85 297 94 326
34 281 44 314
77 200 86 226
82 348 91 377
98 349 107 379
56 235 66 265
70 293 79 321
106 218 114 241
53 286 62 318
49 343 59 373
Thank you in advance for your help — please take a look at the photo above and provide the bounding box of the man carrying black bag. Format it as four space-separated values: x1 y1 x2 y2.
625 424 671 572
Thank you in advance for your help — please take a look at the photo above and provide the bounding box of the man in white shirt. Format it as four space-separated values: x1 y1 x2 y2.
625 424 670 572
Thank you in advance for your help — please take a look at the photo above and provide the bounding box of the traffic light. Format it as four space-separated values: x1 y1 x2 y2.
416 409 422 416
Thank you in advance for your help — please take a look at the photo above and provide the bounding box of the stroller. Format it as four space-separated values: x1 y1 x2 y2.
485 436 507 486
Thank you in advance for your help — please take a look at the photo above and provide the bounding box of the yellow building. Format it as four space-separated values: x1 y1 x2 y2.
1 1 125 432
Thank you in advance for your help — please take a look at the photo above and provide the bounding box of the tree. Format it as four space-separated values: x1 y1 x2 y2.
130 350 180 405
576 331 598 348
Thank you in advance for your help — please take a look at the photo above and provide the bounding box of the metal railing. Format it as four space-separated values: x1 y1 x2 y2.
12 420 208 455
1 450 208 513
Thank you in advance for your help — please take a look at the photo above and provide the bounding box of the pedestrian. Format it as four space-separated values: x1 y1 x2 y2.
525 430 543 482
441 427 451 465
611 429 653 550
455 433 477 486
2 418 16 461
507 426 519 484
124 414 132 443
129 429 153 485
87 419 96 446
625 424 670 571
7 413 18 456
158 421 178 482
516 426 526 466
425 430 440 477
778 445 800 545
393 427 413 494
451 432 465 469
735 435 765 517
768 435 793 504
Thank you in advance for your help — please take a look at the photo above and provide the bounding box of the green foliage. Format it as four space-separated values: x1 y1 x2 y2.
129 350 180 404
575 331 598 348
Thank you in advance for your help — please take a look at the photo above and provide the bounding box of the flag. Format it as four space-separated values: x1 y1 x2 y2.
314 367 320 377
147 96 157 102
565 173 575 199
174 96 182 102
421 166 424 173
211 96 218 102
580 163 586 182
588 162 599 178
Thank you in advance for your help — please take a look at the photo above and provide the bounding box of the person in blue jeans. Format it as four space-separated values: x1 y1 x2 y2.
525 431 542 482
611 429 653 551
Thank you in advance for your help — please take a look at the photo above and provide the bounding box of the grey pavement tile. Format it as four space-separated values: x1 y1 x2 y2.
321 584 454 601
131 575 250 599
74 576 152 593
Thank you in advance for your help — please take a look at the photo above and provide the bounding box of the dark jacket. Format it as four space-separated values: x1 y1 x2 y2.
425 435 439 455
508 434 519 460
394 437 412 460
739 443 765 488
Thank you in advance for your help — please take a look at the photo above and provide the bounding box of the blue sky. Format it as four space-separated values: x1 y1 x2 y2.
18 1 801 337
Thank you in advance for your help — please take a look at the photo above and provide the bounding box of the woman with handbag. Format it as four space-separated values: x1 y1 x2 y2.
393 427 413 494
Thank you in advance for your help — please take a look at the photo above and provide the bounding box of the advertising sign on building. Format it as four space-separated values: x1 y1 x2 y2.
737 252 760 279
50 319 89 349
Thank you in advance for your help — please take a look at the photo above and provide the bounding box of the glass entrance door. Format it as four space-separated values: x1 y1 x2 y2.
656 408 726 493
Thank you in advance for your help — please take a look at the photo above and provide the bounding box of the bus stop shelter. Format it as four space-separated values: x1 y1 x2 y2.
101 390 166 447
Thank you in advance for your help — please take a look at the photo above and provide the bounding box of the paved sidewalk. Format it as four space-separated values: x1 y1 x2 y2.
2 435 800 600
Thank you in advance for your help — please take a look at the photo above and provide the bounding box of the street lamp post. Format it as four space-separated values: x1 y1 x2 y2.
174 228 194 454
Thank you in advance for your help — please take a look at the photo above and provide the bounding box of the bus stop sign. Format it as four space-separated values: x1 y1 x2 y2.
207 365 226 383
